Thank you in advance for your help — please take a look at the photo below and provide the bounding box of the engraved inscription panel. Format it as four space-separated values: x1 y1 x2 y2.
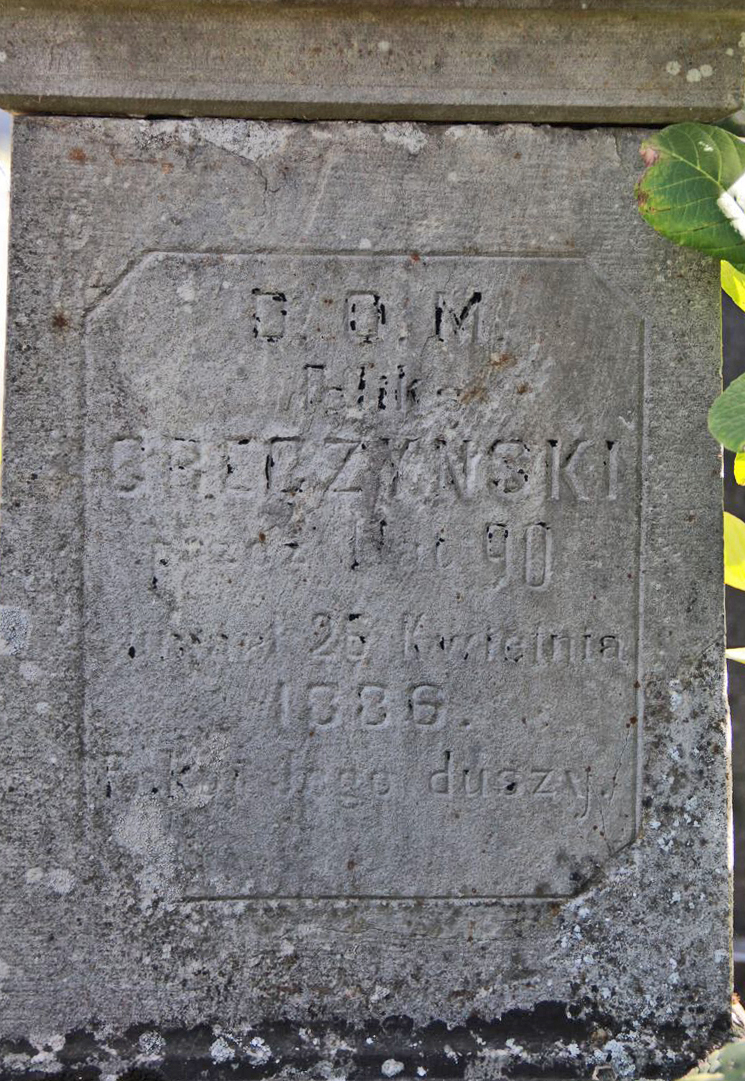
85 253 643 898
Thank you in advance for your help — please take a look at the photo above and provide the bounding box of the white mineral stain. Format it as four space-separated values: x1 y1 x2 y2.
138 1031 165 1059
29 1050 63 1074
324 1034 354 1055
114 796 178 911
740 32 745 49
244 122 289 160
176 281 196 303
25 867 44 884
247 1037 272 1066
377 40 391 53
359 238 372 249
382 123 427 155
381 1060 404 1077
0 52 6 63
700 64 714 77
28 1034 66 1057
46 868 75 895
19 662 41 682
728 47 735 56
668 680 684 713
686 68 702 82
602 1039 635 1078
210 1037 234 1064
141 118 176 137
200 120 289 162
665 61 681 75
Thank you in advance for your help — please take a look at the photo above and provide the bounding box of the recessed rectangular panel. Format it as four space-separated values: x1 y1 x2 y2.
85 251 642 899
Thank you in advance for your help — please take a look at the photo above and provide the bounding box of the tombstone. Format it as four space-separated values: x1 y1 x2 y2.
0 3 737 1078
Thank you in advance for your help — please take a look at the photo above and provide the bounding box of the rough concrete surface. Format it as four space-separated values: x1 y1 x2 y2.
0 1 742 123
0 117 730 1078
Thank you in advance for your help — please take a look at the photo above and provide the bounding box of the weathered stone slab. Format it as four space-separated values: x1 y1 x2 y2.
0 1 742 123
0 117 730 1078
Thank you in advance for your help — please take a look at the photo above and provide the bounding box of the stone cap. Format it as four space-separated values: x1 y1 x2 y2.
0 1 743 123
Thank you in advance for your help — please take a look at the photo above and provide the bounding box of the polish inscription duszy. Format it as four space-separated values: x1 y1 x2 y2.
85 252 643 899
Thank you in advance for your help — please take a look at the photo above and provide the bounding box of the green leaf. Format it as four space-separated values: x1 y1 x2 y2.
724 511 745 590
709 373 745 452
636 122 745 268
